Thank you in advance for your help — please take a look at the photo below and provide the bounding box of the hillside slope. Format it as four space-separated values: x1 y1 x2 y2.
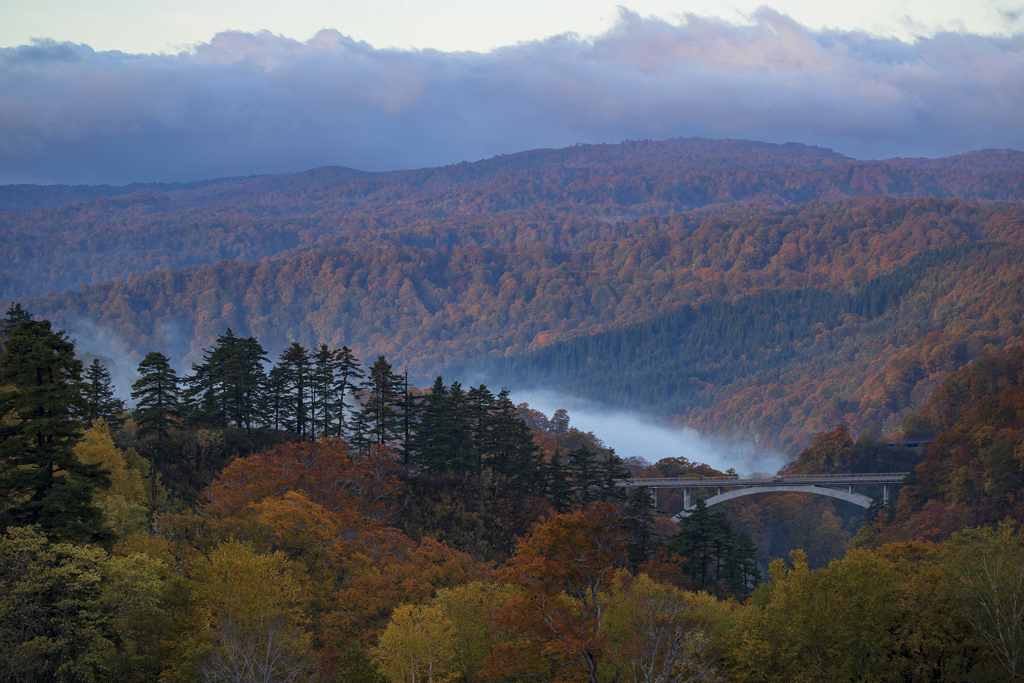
25 195 1024 452
4 138 1024 298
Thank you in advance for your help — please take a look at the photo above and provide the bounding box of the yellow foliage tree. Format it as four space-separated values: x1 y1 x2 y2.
190 542 318 683
375 603 457 683
74 420 150 533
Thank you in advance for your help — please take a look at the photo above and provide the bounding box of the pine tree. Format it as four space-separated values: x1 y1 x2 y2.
275 342 312 439
566 446 602 504
355 356 402 449
180 330 268 431
622 485 656 572
311 343 340 440
333 346 364 438
262 365 289 433
0 320 113 546
131 352 180 438
228 335 269 432
2 302 32 337
486 389 543 496
410 377 451 472
83 358 126 427
544 448 573 513
395 367 421 465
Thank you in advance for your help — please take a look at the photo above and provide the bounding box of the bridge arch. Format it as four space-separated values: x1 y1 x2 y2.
673 485 873 520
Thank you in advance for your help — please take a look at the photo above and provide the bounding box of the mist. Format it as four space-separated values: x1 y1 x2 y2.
512 389 790 476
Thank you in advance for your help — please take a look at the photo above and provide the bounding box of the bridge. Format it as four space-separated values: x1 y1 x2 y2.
619 472 910 519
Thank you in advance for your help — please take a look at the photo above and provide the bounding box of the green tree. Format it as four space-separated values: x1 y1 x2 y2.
333 345 364 439
0 320 112 546
356 356 403 449
131 352 180 438
0 526 114 682
946 521 1024 682
181 330 268 432
311 342 340 440
1 302 31 337
274 342 313 440
83 358 126 427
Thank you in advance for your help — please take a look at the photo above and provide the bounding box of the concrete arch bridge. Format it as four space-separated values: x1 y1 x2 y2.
620 473 909 520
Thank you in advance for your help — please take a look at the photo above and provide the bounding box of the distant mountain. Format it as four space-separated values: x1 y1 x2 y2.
3 137 1024 299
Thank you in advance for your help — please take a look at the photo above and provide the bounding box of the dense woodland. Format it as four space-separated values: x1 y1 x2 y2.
5 305 1024 682
14 194 1024 453
6 137 1024 681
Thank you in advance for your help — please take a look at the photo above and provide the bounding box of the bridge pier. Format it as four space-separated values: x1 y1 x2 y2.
718 486 724 496
650 487 658 509
683 487 691 510
884 483 890 505
848 484 854 494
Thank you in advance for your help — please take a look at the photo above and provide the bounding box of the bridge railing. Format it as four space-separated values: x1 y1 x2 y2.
627 472 909 485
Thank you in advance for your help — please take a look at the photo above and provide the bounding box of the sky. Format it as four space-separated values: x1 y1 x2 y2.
2 1 1023 184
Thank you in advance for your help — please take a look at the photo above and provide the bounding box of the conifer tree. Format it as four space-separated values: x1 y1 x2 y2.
181 330 268 431
410 377 452 472
355 356 403 448
83 358 126 427
0 320 113 546
333 346 364 438
275 342 312 440
544 448 573 513
487 389 543 496
263 365 289 433
131 352 180 438
395 367 421 465
311 343 339 439
2 302 31 337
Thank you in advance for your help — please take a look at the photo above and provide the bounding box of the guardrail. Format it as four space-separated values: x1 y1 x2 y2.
627 472 909 486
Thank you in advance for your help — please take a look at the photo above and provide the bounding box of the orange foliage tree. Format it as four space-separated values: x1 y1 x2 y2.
485 502 631 683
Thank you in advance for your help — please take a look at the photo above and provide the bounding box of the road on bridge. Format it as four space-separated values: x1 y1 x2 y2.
618 472 910 514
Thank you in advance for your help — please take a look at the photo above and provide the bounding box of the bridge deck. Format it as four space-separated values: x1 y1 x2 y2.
621 472 909 488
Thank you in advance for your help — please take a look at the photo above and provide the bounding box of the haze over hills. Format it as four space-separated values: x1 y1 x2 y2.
4 136 1024 453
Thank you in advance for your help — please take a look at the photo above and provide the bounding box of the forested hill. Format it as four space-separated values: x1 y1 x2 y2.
4 137 1024 298
22 194 1024 453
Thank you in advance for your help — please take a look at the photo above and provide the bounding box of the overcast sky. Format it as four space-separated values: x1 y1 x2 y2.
2 2 1023 185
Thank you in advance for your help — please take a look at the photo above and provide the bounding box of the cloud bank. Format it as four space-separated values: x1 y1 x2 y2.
2 8 1023 185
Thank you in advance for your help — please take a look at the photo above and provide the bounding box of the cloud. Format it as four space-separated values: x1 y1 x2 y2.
512 389 789 476
2 9 1023 184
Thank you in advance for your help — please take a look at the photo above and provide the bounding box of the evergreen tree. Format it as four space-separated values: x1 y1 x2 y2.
410 377 452 472
566 446 602 504
333 346 364 438
466 384 495 474
181 330 268 431
0 320 113 546
486 389 543 496
2 302 32 337
355 356 403 448
131 352 180 438
668 499 759 598
311 343 340 440
83 358 126 427
544 448 573 513
262 365 289 433
131 351 180 516
275 342 313 440
228 335 269 432
396 367 421 465
622 485 656 572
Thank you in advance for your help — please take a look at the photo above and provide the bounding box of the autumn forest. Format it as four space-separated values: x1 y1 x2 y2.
4 137 1024 682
